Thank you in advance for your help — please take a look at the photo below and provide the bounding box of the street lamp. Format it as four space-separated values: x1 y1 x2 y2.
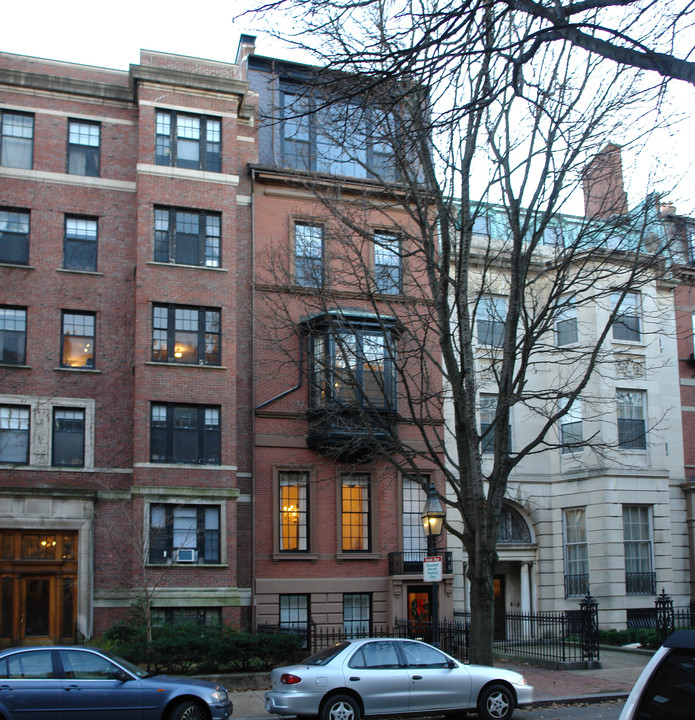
422 484 445 646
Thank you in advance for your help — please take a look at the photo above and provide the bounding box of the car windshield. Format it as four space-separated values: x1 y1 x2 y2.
301 642 351 666
98 648 151 678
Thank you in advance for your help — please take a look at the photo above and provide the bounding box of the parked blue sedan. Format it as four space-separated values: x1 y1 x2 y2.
0 645 232 720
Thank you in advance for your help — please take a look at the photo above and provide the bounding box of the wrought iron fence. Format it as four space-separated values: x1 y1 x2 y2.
626 571 657 595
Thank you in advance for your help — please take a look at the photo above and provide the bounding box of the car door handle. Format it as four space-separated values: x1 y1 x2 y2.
349 677 360 682
65 685 82 691
412 676 423 680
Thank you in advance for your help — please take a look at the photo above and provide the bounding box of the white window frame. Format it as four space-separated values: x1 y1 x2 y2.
563 507 589 598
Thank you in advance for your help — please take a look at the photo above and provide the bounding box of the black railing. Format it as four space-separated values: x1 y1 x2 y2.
388 551 453 575
564 574 589 598
626 571 657 595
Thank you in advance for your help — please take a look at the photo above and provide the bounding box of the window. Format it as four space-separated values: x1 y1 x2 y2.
148 503 220 564
281 89 397 180
310 322 397 411
477 295 506 347
471 214 490 238
295 223 323 287
342 474 370 552
612 291 641 342
67 120 100 176
52 408 85 467
556 304 578 346
155 111 221 172
64 217 97 272
374 232 401 294
152 607 221 626
480 394 511 454
543 225 563 246
617 390 646 450
279 471 308 552
402 477 427 557
497 504 532 543
560 399 583 453
564 508 589 598
0 307 26 364
61 312 95 368
343 593 371 637
150 403 220 464
349 640 401 669
0 209 29 265
0 406 29 464
279 594 309 631
624 506 656 595
0 111 33 169
154 207 220 268
152 305 220 365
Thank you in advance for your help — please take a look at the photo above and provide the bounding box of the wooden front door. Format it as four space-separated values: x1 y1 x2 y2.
0 531 78 646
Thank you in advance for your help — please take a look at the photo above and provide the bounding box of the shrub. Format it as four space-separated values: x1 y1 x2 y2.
99 620 303 674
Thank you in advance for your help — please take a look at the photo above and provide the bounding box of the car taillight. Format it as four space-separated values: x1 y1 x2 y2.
281 673 302 685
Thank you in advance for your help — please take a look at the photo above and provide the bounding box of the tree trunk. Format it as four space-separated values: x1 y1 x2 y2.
467 547 497 666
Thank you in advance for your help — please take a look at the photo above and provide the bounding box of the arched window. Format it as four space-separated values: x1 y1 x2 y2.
497 505 532 544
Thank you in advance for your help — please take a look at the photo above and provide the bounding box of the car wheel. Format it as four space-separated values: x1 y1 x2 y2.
477 683 514 720
169 700 209 720
320 694 361 720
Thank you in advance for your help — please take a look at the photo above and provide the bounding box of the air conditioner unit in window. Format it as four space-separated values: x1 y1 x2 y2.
175 548 198 563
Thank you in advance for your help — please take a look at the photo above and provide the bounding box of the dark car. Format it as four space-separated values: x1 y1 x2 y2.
619 629 695 720
0 645 232 720
265 637 533 720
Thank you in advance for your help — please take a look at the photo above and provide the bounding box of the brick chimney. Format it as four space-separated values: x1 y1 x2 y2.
582 143 629 219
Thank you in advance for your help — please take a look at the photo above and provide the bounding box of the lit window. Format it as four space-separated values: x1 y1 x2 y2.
402 477 427 557
64 217 98 272
374 232 401 294
149 504 220 564
612 291 641 342
0 111 33 169
152 305 220 365
295 223 323 287
342 474 370 552
0 209 30 265
150 403 220 464
563 508 589 597
0 405 30 464
477 295 506 347
52 408 85 467
61 312 95 368
0 306 26 364
154 207 220 268
155 111 221 172
67 120 100 177
617 390 646 450
279 471 308 552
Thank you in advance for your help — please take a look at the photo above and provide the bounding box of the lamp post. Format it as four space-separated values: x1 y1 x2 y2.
422 483 445 646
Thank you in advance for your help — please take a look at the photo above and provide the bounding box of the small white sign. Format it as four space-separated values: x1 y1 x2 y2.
423 556 443 582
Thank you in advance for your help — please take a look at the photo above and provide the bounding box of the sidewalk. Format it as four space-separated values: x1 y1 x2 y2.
227 648 651 718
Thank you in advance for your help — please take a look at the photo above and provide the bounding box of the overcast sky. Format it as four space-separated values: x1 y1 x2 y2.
5 0 695 214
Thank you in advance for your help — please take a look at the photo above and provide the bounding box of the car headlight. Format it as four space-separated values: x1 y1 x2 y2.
513 676 528 686
210 689 228 702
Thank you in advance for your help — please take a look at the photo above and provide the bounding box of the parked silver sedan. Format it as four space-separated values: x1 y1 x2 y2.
264 638 533 720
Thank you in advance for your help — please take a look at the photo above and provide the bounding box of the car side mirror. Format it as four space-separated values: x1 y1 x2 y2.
447 659 457 669
114 670 132 682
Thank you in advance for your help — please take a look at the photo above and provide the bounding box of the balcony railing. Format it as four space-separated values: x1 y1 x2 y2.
388 551 453 575
626 571 657 595
564 573 589 598
306 408 397 457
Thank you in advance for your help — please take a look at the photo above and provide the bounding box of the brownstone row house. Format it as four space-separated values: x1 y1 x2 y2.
0 37 449 645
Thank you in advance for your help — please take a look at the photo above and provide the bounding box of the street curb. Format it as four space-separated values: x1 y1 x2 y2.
531 692 629 707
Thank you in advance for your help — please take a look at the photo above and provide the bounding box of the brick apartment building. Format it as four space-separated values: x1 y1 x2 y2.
0 49 256 644
0 39 449 645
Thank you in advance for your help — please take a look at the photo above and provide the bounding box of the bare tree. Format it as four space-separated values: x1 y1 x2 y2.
247 2 681 663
